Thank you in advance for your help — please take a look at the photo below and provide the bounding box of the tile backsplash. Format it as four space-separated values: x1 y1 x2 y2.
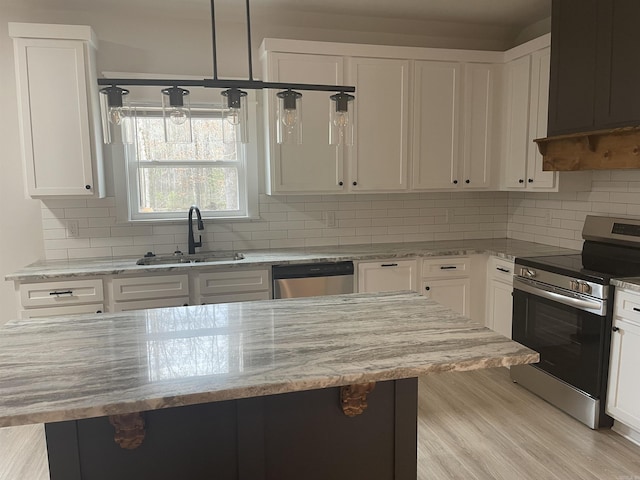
41 192 509 260
39 171 640 261
508 171 640 250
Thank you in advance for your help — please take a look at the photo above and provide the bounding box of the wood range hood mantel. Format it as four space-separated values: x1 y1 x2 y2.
535 126 640 171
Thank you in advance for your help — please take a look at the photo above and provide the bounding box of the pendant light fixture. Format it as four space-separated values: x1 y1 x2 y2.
99 85 134 144
329 92 355 146
97 0 355 146
161 86 192 143
276 89 303 145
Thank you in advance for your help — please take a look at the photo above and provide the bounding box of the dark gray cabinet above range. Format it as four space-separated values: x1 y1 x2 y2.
548 0 640 137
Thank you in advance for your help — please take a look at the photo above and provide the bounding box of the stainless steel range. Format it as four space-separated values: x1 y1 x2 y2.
511 215 640 429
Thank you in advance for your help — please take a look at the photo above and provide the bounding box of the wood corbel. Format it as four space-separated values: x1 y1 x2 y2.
340 382 376 417
109 412 146 449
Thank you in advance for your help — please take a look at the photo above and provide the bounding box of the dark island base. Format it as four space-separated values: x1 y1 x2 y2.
45 378 418 480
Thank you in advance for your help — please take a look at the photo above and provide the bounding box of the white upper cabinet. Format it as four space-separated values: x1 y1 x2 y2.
412 61 495 191
263 52 345 194
501 36 590 191
412 61 461 189
9 23 104 198
348 57 409 192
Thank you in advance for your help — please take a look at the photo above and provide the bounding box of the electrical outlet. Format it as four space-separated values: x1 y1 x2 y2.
66 220 79 238
324 211 336 228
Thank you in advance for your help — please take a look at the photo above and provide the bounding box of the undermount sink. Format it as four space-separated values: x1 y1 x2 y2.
136 252 245 265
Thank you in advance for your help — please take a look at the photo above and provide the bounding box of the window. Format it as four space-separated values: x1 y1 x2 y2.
118 98 258 222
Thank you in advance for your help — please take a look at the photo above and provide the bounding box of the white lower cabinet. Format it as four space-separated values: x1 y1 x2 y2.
109 274 190 312
21 303 104 319
196 269 271 305
18 278 104 318
607 289 640 436
485 256 514 338
421 257 471 316
357 260 417 293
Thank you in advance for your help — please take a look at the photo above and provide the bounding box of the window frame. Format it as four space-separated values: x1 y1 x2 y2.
113 91 259 223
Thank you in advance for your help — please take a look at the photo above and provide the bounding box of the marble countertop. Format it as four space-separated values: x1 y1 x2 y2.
0 292 538 427
6 238 577 281
611 278 640 292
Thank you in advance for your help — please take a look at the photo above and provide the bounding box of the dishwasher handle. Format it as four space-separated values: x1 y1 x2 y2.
272 261 354 279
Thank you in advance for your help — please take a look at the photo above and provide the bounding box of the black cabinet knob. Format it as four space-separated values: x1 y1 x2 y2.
612 326 620 332
338 181 343 186
453 180 458 184
518 179 524 183
425 286 430 291
96 310 102 313
465 179 470 184
183 303 189 307
352 181 357 186
528 178 534 183
85 185 91 190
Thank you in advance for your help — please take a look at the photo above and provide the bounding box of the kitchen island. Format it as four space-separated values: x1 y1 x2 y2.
0 292 538 480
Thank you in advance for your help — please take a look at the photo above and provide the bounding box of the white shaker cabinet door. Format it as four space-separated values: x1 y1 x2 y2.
526 47 556 190
412 61 461 190
264 52 345 194
462 63 495 189
607 317 640 430
422 278 471 317
357 260 417 293
503 55 531 189
348 57 409 192
11 31 103 197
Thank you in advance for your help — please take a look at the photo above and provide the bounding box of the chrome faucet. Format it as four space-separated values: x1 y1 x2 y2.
188 205 204 254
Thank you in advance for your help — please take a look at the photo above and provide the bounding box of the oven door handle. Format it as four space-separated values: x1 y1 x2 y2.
514 278 604 314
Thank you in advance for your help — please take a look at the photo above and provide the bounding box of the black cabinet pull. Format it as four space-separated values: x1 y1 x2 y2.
352 181 357 186
496 267 511 273
440 266 457 270
381 263 398 267
453 180 458 184
612 326 620 332
425 286 430 291
96 310 102 313
518 179 524 183
465 179 470 184
528 178 534 183
85 185 91 190
183 303 189 307
338 181 343 186
633 307 640 313
49 290 73 296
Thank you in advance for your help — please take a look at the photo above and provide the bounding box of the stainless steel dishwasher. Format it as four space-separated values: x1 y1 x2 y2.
272 262 354 299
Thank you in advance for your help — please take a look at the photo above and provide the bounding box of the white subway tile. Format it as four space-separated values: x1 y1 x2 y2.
90 237 133 247
67 247 113 259
44 249 69 260
270 238 305 249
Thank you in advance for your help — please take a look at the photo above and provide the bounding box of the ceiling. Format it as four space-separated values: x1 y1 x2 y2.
12 0 552 30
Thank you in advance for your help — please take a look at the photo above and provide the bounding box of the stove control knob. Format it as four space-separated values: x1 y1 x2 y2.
579 282 592 294
520 268 536 278
569 280 580 291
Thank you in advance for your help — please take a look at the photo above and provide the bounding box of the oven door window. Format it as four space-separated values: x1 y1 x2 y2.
512 289 606 397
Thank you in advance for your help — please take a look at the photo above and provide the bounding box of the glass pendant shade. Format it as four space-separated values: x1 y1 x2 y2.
161 87 192 143
221 88 248 144
276 89 302 145
329 92 355 146
99 86 133 144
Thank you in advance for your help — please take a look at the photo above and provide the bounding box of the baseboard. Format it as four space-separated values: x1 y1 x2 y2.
612 421 640 447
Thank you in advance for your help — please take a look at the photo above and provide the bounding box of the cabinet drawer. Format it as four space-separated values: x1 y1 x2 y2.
487 256 514 284
199 269 269 295
20 303 104 319
421 257 470 278
614 289 640 326
201 291 271 305
111 275 189 301
112 297 190 312
20 279 104 308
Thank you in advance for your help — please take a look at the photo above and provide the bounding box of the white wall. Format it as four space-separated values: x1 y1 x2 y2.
0 19 45 325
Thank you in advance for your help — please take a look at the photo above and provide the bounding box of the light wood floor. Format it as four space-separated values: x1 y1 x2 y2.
1 368 639 480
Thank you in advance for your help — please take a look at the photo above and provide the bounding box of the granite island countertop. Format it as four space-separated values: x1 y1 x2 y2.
6 238 578 281
0 292 538 427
